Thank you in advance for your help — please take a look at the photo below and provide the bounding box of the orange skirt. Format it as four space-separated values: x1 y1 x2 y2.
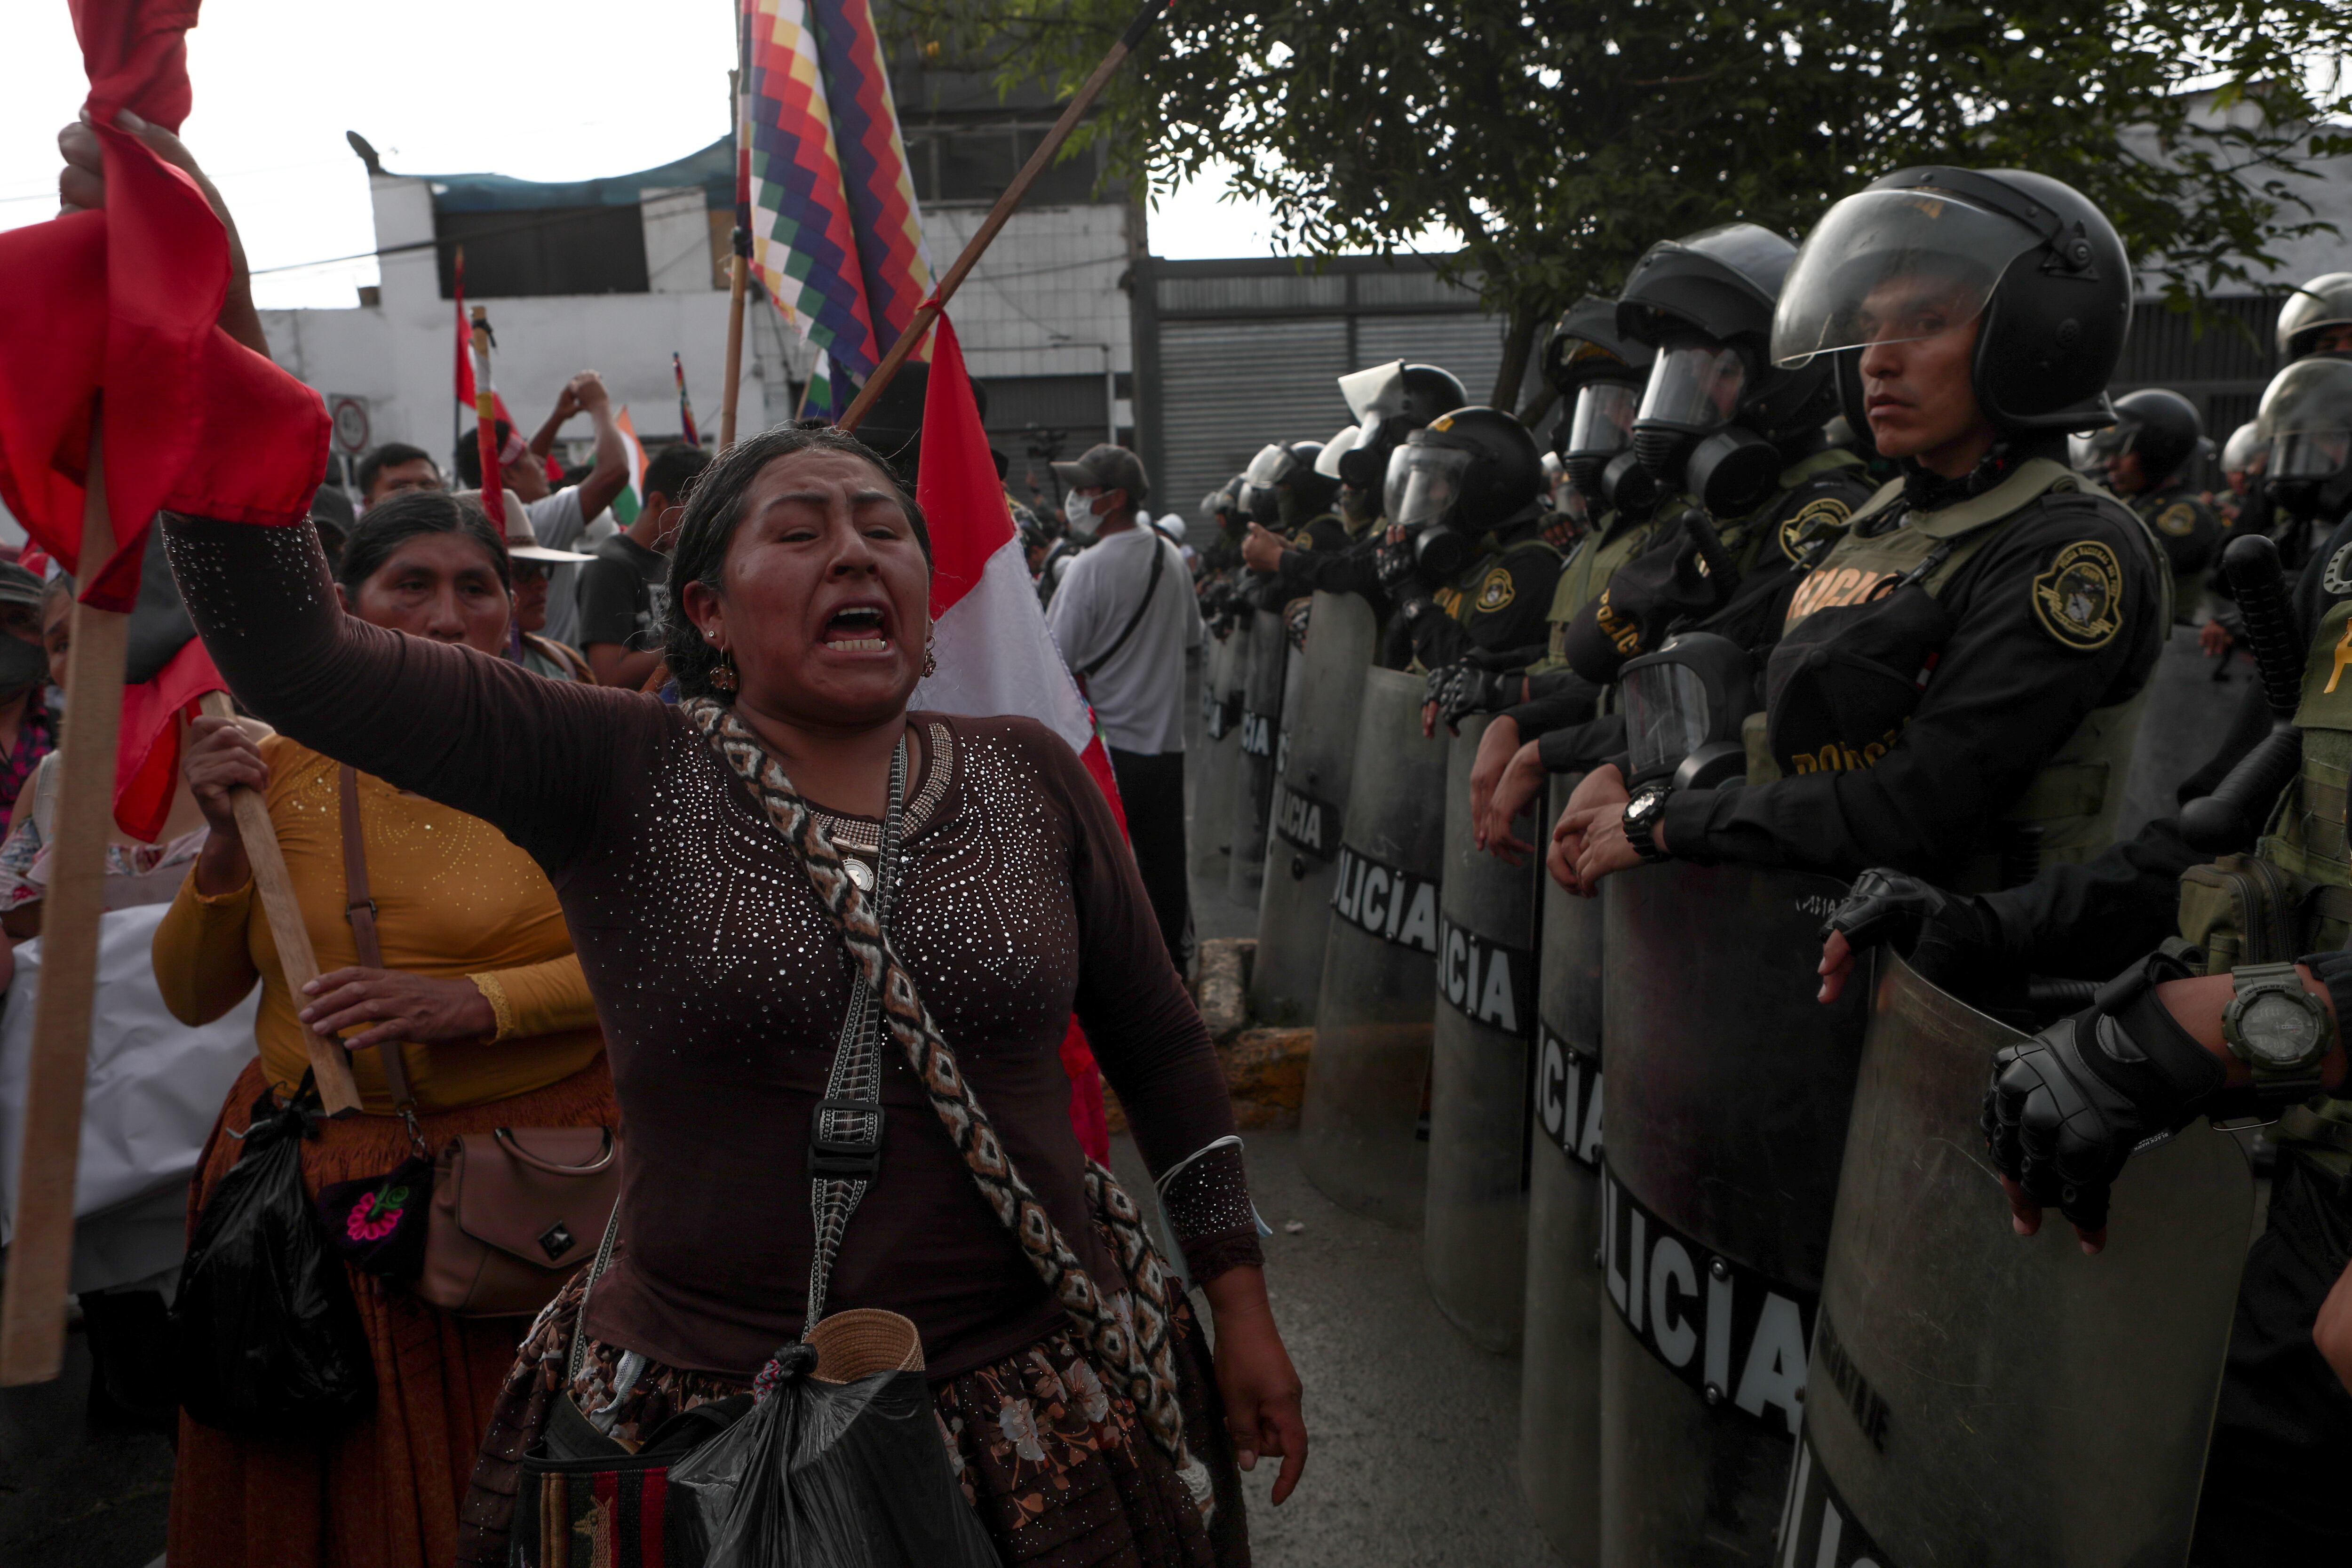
167 1054 619 1568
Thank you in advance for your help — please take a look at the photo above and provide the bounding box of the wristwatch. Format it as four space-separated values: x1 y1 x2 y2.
2221 962 2333 1112
1622 782 1674 865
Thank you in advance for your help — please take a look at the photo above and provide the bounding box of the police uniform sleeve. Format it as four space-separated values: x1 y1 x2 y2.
1501 675 1601 743
1660 503 2165 877
1410 543 1564 668
1976 814 2209 979
1275 534 1385 602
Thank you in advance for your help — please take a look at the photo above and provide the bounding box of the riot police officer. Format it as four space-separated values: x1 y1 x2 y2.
1555 167 2164 892
2080 388 2224 618
1551 223 1879 678
1821 353 2352 1565
1374 406 1564 670
1239 361 1468 617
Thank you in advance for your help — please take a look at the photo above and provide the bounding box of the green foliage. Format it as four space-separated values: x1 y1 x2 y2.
896 0 2352 408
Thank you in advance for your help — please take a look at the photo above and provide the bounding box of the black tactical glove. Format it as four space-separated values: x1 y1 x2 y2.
1822 868 2007 994
1284 596 1311 650
1980 951 2226 1236
1436 664 1516 732
1375 533 1427 598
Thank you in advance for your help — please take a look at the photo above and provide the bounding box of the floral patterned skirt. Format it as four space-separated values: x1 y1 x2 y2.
458 1265 1250 1568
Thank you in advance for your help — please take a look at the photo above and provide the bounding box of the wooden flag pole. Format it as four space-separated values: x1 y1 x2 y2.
839 0 1171 434
0 433 134 1385
194 692 364 1113
720 250 748 450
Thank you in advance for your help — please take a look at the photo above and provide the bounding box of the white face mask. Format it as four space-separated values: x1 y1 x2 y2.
1067 488 1108 539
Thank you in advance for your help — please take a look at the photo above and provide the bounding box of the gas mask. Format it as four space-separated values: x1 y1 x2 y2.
1617 632 1756 788
1383 443 1477 578
0 636 48 703
1632 340 1781 514
1562 381 1642 502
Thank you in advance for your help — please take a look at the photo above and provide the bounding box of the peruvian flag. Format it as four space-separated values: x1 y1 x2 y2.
911 310 1118 1159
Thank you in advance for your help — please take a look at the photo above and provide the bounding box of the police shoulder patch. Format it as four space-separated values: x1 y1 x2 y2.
2156 501 2199 537
1476 565 1515 612
2031 540 2126 651
2326 541 2352 599
1778 493 1855 562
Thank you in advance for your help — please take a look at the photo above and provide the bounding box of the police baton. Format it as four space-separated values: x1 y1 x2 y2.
2182 533 2304 852
1677 507 1742 598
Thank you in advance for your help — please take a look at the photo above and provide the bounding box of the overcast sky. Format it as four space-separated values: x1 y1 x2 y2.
0 0 1286 310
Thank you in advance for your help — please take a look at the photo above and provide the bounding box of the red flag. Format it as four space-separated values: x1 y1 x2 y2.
911 312 1121 1159
0 0 327 614
114 634 224 842
452 254 524 444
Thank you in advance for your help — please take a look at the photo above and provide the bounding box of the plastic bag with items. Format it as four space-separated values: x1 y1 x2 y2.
671 1308 998 1568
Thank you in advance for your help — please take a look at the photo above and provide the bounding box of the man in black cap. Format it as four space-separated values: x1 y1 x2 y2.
1046 443 1203 969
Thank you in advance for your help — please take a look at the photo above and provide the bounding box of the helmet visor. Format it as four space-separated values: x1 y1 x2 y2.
2277 274 2352 358
2221 421 2265 475
2257 357 2352 479
1244 442 1297 489
1637 342 1747 434
1339 361 1410 424
1567 381 1643 460
1383 443 1474 533
1314 426 1357 480
1770 188 2028 367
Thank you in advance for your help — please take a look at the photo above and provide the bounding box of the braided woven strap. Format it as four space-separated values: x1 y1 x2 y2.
684 700 1200 1488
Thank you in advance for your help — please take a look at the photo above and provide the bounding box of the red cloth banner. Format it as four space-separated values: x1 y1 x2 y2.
0 0 327 613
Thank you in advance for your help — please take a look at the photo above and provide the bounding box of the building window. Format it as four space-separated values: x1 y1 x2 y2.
906 127 1103 207
435 206 651 298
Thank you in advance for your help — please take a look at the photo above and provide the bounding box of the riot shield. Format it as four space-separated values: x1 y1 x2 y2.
2115 625 2248 839
1249 591 1378 1025
1783 955 2251 1568
1519 774 1605 1568
1424 713 1542 1351
1226 608 1289 906
1189 627 1243 888
1598 862 1867 1568
1298 666 1450 1226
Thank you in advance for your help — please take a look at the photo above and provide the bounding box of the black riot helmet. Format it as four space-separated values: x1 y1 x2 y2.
1383 406 1545 578
1243 439 1342 525
1333 361 1469 492
2071 389 2206 489
1545 294 1658 504
2256 353 2352 520
2277 273 2352 362
1772 167 2132 437
1619 223 1838 513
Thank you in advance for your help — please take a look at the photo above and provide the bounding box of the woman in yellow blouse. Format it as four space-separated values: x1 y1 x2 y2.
153 492 618 1568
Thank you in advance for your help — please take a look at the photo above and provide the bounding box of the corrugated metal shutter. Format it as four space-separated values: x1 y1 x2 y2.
1353 311 1538 410
1158 319 1354 537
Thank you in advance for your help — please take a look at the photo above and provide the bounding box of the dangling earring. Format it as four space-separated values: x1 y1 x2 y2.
922 627 938 679
710 646 739 693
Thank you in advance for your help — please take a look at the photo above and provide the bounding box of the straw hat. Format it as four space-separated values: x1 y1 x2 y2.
455 488 594 563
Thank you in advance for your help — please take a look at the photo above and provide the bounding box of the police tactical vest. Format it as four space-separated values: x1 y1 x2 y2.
1532 507 1669 673
1721 446 1872 577
2171 596 2352 1172
1768 457 2166 884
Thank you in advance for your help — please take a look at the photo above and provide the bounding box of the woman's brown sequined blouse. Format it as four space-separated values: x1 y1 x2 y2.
161 515 1260 1381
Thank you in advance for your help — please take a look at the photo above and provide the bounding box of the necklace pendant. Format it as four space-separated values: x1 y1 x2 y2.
844 857 875 891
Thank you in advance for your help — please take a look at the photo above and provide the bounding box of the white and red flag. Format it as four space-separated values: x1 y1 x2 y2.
910 310 1119 1158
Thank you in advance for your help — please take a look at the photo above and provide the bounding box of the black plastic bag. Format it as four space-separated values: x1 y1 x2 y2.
671 1345 998 1568
170 1088 374 1435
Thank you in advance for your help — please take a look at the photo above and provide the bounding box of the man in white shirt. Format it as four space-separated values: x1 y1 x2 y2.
1046 445 1205 969
459 370 631 648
